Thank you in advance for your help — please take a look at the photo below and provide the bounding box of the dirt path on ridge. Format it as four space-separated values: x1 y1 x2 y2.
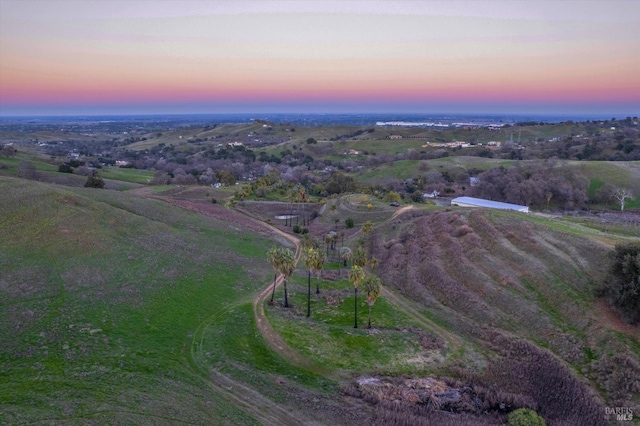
126 188 448 423
127 187 323 372
127 188 327 424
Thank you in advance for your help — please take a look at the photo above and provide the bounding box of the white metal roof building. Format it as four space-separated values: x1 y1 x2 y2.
451 196 529 213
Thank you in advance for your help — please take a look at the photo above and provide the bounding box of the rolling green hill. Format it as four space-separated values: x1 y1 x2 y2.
2 172 640 425
0 177 350 424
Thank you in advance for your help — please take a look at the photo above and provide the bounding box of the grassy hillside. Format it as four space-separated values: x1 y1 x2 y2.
260 203 640 424
367 208 640 423
3 172 639 424
0 177 354 424
0 152 153 191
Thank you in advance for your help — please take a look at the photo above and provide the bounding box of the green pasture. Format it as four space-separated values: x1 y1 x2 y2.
0 152 58 176
355 156 519 183
99 166 155 184
267 274 444 376
0 177 322 424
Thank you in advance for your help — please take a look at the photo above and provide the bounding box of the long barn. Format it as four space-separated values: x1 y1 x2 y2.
451 196 529 213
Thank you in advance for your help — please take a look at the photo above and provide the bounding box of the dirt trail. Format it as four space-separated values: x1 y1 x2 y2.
127 188 436 423
129 187 324 425
251 225 335 376
391 204 414 219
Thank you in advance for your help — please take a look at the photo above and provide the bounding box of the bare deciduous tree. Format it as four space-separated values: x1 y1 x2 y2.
612 187 633 211
17 161 37 179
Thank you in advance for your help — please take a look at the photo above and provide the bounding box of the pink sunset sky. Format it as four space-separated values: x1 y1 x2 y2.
0 0 639 116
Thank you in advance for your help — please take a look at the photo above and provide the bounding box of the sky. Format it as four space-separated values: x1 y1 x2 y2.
1 0 639 116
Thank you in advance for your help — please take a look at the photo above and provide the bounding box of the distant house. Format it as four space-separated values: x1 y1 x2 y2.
389 134 403 139
470 177 480 187
423 190 440 199
451 196 529 213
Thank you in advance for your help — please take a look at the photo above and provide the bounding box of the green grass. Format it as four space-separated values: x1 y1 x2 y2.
355 156 518 184
0 152 57 176
3 154 640 423
0 152 156 190
99 166 155 184
0 176 320 424
266 274 444 376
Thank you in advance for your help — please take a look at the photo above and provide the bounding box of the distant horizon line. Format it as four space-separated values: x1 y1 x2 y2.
1 111 637 119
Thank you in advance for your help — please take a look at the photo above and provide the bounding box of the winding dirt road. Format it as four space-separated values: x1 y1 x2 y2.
127 188 427 423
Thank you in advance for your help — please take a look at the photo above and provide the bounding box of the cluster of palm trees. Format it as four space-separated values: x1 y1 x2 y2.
267 219 382 329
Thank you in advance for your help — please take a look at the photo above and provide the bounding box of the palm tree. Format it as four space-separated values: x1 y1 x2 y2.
300 233 317 250
340 247 353 267
267 246 281 305
361 220 373 236
369 256 379 271
328 231 338 255
314 249 326 294
278 248 296 308
303 247 319 317
362 275 382 329
353 245 368 268
324 234 332 256
330 203 338 229
349 265 365 329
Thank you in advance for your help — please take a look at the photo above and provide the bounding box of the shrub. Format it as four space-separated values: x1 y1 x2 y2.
508 408 546 426
345 217 354 228
255 187 267 198
292 225 302 234
58 163 74 173
410 191 424 203
597 242 640 323
0 145 17 157
84 176 105 188
385 191 401 203
211 197 217 204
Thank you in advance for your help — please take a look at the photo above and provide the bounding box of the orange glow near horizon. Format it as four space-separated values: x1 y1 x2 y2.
1 1 639 114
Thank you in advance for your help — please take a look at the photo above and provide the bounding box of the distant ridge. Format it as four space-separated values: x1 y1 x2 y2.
0 112 631 127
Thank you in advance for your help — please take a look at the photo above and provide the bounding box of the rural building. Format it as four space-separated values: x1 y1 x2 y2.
451 196 529 213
